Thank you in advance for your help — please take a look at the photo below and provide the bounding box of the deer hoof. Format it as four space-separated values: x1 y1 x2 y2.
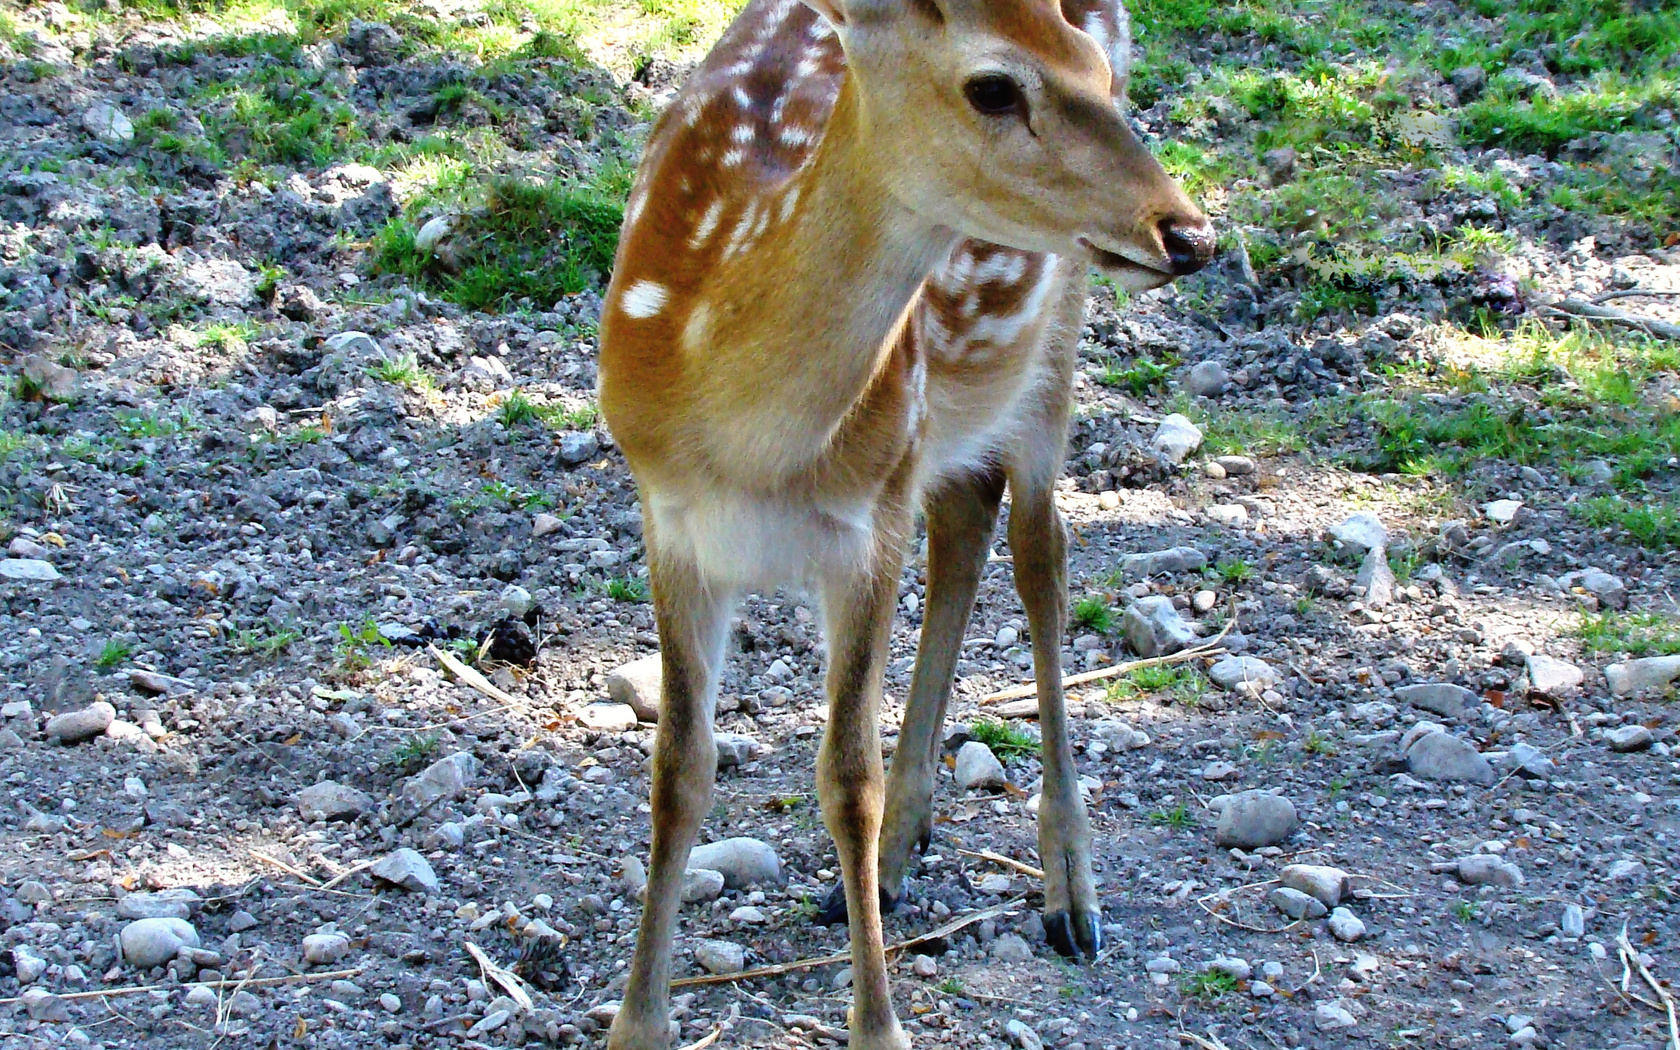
1044 909 1102 960
812 879 902 926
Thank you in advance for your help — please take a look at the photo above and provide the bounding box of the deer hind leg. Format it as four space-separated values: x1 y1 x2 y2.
609 535 735 1050
816 499 914 1050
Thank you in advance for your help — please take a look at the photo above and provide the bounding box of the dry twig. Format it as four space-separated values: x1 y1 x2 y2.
1545 298 1680 341
0 968 363 1006
1617 923 1680 1050
982 617 1236 704
463 941 535 1012
956 848 1045 880
249 849 320 886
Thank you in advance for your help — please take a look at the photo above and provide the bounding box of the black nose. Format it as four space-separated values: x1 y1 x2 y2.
1159 218 1216 276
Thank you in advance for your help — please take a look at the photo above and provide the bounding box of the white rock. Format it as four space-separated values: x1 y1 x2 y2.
532 512 565 538
381 992 403 1013
12 946 46 983
1394 682 1475 718
1356 546 1396 608
1209 956 1251 981
715 732 759 769
1405 730 1494 785
1605 656 1680 696
498 584 534 619
121 917 200 969
370 848 439 893
1315 1001 1357 1030
1329 512 1387 554
296 781 374 822
1605 724 1654 752
1578 568 1628 609
1270 887 1327 920
117 889 200 921
1186 360 1229 397
302 932 351 966
1455 854 1524 887
46 701 116 744
21 989 68 1021
1006 1018 1045 1050
1122 596 1196 657
1150 413 1203 464
1215 790 1297 848
689 838 781 888
1561 903 1585 938
910 954 938 977
991 933 1032 963
1206 503 1249 527
324 331 381 357
414 215 454 253
694 939 745 975
730 905 767 924
578 702 638 731
955 741 1007 790
1207 655 1279 693
402 751 479 809
1121 546 1207 577
681 868 725 903
83 101 134 144
607 653 663 722
1525 654 1583 695
1483 498 1523 524
1279 864 1349 908
0 558 61 582
1328 907 1366 942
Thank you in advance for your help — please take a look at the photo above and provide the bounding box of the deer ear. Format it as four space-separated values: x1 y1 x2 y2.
796 0 846 26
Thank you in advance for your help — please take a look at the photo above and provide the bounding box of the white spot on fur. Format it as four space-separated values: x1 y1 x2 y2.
721 148 746 168
777 185 801 224
733 85 753 108
690 200 725 248
620 280 668 319
779 125 814 147
731 123 756 144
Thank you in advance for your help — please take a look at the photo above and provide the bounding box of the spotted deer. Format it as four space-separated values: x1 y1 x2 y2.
597 0 1212 1040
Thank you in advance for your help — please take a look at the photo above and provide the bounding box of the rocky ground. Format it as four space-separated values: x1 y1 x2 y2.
2 0 1680 1049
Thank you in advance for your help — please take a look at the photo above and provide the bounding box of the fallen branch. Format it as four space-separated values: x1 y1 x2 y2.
319 859 376 891
430 644 519 706
1194 896 1301 935
249 849 320 887
982 617 1236 705
1617 923 1680 1050
957 848 1044 880
1546 298 1680 342
1593 289 1680 304
677 1026 723 1050
671 896 1027 989
0 968 363 1006
464 941 535 1012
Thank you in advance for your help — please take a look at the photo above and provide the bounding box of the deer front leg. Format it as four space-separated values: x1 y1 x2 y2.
817 507 914 1050
609 541 734 1050
1007 474 1101 961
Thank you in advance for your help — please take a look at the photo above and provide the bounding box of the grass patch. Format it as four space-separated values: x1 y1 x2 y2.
969 717 1040 759
1072 594 1115 634
605 576 649 602
1575 497 1680 551
94 639 133 670
1106 663 1203 704
367 353 436 391
1147 803 1195 829
1181 968 1239 999
1578 612 1680 657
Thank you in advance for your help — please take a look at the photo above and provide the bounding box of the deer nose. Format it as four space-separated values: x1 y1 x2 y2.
1159 217 1216 276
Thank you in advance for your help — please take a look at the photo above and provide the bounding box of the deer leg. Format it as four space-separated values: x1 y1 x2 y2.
817 503 913 1050
609 539 734 1050
1006 469 1101 960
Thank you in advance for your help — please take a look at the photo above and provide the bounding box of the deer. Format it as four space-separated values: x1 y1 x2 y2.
595 0 1213 1040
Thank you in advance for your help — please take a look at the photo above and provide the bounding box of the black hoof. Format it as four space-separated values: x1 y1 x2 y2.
812 879 902 926
1044 910 1102 961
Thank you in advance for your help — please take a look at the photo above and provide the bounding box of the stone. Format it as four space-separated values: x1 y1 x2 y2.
1121 546 1207 578
1579 568 1628 609
1500 742 1554 779
578 703 638 731
955 741 1007 790
1451 64 1487 98
1526 654 1583 695
1150 413 1203 465
558 431 600 466
694 939 745 975
498 584 534 619
20 355 76 400
46 701 116 744
117 889 200 921
21 989 68 1022
1356 547 1396 608
1606 724 1654 753
414 214 454 253
1209 957 1251 981
689 838 781 888
1261 146 1297 182
381 992 403 1013
1315 1001 1357 1031
129 668 190 695
715 732 759 769
1270 887 1328 920
730 905 767 924
371 849 439 893
302 932 351 966
910 954 938 978
991 933 1033 964
1328 513 1387 555
1394 683 1475 719
1279 864 1350 908
532 512 565 538
1207 655 1279 693
1206 503 1248 527
16 880 52 904
1215 790 1298 848
1605 656 1680 696
324 331 381 357
82 101 134 144
296 781 374 822
1483 498 1523 524
1006 1018 1045 1050
1405 730 1495 785
1605 858 1648 883
1186 360 1229 397
1562 904 1585 938
1122 596 1196 657
2 558 63 582
402 751 479 809
1214 455 1256 476
1455 855 1524 888
1328 907 1366 942
607 653 663 722
681 868 725 903
121 917 200 969
228 910 259 932
12 946 46 983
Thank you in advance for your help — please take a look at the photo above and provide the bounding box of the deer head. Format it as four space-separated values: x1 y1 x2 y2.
801 0 1214 288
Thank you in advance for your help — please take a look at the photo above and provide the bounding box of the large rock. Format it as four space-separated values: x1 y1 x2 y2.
1578 568 1628 609
1394 683 1475 719
715 732 759 769
117 889 200 921
296 781 374 822
0 558 62 582
121 917 200 969
402 752 479 809
681 868 726 903
606 654 662 722
1214 790 1298 848
370 849 439 893
954 741 1007 791
688 838 781 889
83 101 134 144
1525 654 1582 695
1279 864 1349 908
1605 656 1680 696
1328 513 1387 555
1269 887 1327 920
694 939 745 975
1149 414 1203 464
1404 730 1494 785
1207 655 1279 693
1605 724 1654 753
1120 546 1207 578
46 701 116 744
1356 547 1395 608
1186 360 1229 397
1122 596 1196 657
302 932 351 965
1453 855 1524 888
1328 907 1366 942
578 703 638 731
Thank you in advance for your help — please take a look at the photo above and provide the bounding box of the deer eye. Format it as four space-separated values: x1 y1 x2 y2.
964 74 1025 117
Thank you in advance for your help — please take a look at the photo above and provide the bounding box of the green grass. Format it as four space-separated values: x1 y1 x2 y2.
969 717 1040 759
335 618 391 672
497 390 542 427
1575 497 1680 551
1214 557 1254 584
1097 352 1180 396
1180 968 1239 1000
94 639 133 670
935 977 964 996
1072 594 1115 635
393 732 442 770
232 623 303 658
1578 612 1680 657
537 403 599 430
605 576 649 602
114 408 196 439
367 354 436 392
1106 663 1203 704
1303 730 1337 756
1451 900 1479 923
1147 804 1195 830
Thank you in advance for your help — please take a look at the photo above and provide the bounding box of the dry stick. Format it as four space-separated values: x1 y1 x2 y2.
1546 298 1680 342
1195 897 1301 936
677 1027 723 1050
430 644 519 706
249 849 321 887
1176 1029 1235 1050
1617 924 1680 1050
0 969 364 1006
463 941 536 1013
671 896 1028 989
1593 289 1680 303
956 848 1045 880
319 859 376 891
982 617 1237 704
